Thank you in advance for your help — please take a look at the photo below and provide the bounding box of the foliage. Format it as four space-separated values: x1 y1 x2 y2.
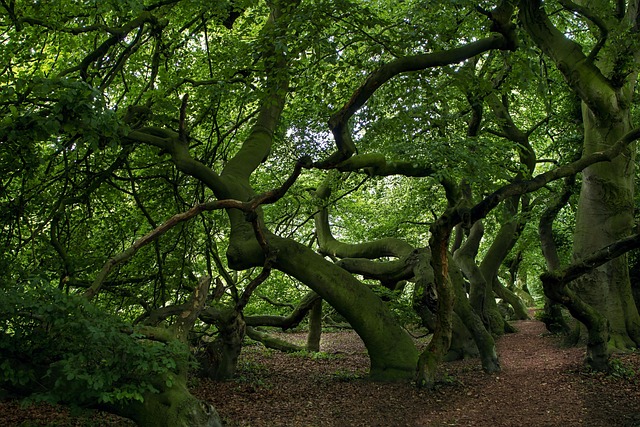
608 358 638 382
0 285 191 407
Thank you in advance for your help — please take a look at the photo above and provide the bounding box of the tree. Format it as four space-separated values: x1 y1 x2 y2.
520 0 640 366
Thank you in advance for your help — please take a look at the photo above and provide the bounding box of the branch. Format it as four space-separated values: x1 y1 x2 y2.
179 93 189 142
245 326 305 353
314 173 414 259
519 0 618 118
56 12 160 80
84 156 308 300
557 0 609 63
335 256 413 283
317 4 517 169
469 126 640 224
335 153 436 177
221 3 297 179
172 275 211 342
543 232 640 286
538 176 576 272
245 291 321 330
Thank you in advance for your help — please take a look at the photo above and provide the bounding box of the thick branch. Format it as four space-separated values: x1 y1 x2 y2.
335 257 413 283
469 126 640 224
539 177 575 272
519 0 619 118
85 161 306 300
544 233 640 286
245 327 305 353
57 12 160 80
336 153 436 177
221 3 296 180
557 0 609 62
314 175 414 259
318 34 513 168
245 291 321 330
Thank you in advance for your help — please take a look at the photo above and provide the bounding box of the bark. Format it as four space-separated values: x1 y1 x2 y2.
272 236 419 381
445 312 480 362
245 326 305 353
306 298 323 352
111 378 222 427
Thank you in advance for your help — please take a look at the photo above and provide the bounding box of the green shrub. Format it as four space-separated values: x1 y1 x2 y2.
0 286 190 407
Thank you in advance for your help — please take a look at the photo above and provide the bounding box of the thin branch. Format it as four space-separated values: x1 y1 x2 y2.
469 126 640 224
84 158 309 300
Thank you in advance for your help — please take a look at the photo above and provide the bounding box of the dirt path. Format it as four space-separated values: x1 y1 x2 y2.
1 318 639 426
202 318 640 427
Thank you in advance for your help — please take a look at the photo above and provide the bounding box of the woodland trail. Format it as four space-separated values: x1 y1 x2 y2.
204 317 640 427
1 317 639 426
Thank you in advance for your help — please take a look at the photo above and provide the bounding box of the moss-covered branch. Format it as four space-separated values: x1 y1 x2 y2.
246 291 321 330
469 126 640 224
317 4 517 169
519 0 620 119
314 175 414 260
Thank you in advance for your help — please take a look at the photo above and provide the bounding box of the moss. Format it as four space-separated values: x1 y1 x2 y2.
118 379 222 427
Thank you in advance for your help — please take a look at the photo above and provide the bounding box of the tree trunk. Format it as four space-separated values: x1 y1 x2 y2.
449 256 500 373
306 298 322 352
416 214 455 389
113 378 222 427
198 309 246 380
518 0 640 354
573 107 640 350
413 248 495 365
272 236 419 381
480 202 529 324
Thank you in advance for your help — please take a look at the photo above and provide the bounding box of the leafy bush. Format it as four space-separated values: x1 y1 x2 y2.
0 286 190 407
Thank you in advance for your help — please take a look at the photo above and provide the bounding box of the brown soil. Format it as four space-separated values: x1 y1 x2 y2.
2 318 640 426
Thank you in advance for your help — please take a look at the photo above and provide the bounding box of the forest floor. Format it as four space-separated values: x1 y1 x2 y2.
1 316 640 426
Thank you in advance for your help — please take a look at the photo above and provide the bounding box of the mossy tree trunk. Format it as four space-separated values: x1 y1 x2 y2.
572 109 640 349
520 0 640 352
307 298 322 352
273 237 419 381
112 378 222 427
